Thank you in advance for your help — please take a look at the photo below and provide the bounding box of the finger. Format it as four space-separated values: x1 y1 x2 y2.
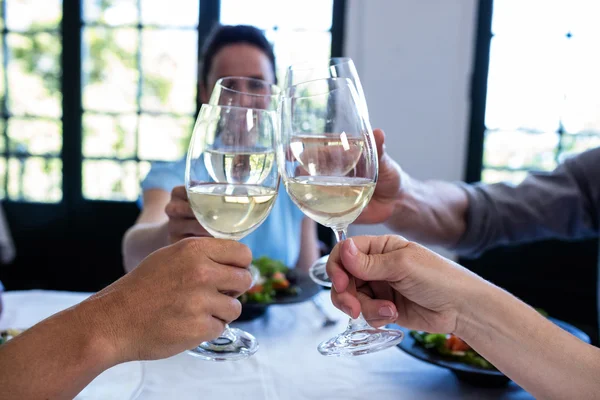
356 291 398 328
326 243 350 293
198 316 227 343
165 198 195 219
171 186 189 201
203 238 253 268
214 264 253 295
330 288 361 319
209 292 243 324
339 237 411 282
168 219 210 238
372 128 385 159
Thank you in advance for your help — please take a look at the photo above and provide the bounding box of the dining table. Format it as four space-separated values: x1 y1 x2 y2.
0 289 535 400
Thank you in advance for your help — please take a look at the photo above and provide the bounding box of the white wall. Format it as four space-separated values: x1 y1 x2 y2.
345 0 478 255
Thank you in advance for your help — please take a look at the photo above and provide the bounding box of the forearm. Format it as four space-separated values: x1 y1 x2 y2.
122 221 169 272
0 302 118 399
457 283 600 399
295 218 320 272
386 176 468 247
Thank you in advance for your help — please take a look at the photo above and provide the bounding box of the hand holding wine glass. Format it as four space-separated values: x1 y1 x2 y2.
277 77 404 356
185 103 279 361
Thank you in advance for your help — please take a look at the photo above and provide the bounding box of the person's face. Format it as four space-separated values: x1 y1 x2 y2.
200 43 275 104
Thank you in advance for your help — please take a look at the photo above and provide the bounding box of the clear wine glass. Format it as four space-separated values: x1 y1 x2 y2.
208 76 281 283
284 58 368 286
277 77 403 356
283 57 369 119
210 76 281 111
185 103 279 361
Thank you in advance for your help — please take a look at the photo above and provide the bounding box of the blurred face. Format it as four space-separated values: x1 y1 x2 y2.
201 43 275 104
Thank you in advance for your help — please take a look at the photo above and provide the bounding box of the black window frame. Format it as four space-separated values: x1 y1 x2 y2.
464 0 493 183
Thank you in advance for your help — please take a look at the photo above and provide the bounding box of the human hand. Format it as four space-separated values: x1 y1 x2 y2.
327 235 483 334
165 186 211 243
355 129 405 225
80 237 253 363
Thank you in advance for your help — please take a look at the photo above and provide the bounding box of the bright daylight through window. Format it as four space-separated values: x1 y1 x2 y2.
481 0 600 184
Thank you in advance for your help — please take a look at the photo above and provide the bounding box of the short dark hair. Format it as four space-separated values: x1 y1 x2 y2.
200 24 277 86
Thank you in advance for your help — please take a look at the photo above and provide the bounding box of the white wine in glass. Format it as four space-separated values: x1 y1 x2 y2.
185 103 279 361
277 77 403 357
283 58 369 286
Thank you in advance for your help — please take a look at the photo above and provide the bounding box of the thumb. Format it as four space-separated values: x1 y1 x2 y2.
372 128 385 159
339 238 403 282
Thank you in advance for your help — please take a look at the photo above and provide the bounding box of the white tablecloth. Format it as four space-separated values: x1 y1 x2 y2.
0 290 534 400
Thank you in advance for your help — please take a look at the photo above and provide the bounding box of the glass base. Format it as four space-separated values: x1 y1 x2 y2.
187 328 258 361
317 326 403 357
309 255 332 287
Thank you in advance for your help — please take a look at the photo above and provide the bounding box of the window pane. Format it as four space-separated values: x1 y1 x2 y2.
140 0 199 27
139 160 151 182
8 156 61 202
221 0 333 31
220 0 278 30
138 115 192 161
8 33 61 117
562 34 600 134
0 119 5 153
566 0 600 37
83 160 138 201
8 118 61 156
83 113 136 159
6 0 61 31
558 134 600 162
492 0 569 37
0 36 4 100
484 36 566 132
481 169 529 185
141 29 197 114
83 28 138 112
277 0 333 31
268 30 331 84
483 130 558 171
83 0 137 26
0 159 6 199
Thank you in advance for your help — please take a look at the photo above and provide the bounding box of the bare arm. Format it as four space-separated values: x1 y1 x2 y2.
0 238 253 399
0 301 117 400
384 173 469 247
458 283 600 400
295 217 320 272
122 189 170 272
329 235 600 400
355 129 469 247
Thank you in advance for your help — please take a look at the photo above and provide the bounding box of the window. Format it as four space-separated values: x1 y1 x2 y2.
81 0 199 201
0 0 344 203
0 0 62 202
469 0 600 184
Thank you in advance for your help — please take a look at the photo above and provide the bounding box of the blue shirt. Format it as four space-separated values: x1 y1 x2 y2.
141 158 305 267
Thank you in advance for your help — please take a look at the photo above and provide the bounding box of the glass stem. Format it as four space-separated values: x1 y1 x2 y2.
347 313 371 330
333 227 347 243
333 227 371 331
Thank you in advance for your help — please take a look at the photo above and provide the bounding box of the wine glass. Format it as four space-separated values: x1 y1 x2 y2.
185 103 279 361
283 57 369 119
284 58 368 286
208 76 281 283
210 76 281 111
277 77 404 356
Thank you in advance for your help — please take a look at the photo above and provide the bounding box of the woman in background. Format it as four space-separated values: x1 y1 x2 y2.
122 25 319 272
